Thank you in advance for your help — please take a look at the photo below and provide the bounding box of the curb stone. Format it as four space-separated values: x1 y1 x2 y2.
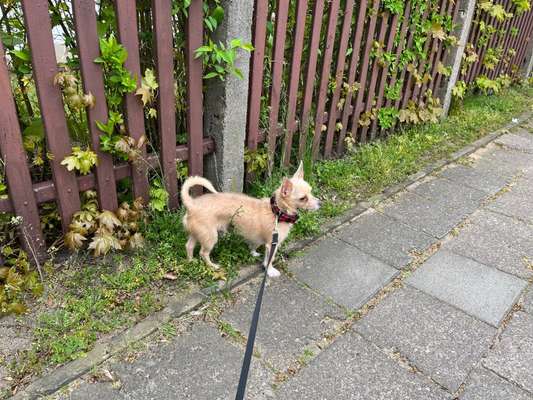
10 110 532 400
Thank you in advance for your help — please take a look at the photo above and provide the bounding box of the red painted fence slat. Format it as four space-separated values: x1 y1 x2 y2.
382 1 411 136
246 0 269 151
370 12 399 136
508 12 529 75
185 0 204 181
324 0 355 158
153 0 178 209
298 0 326 159
399 6 430 109
282 0 309 166
337 0 369 154
72 0 118 212
21 0 81 231
350 0 381 143
417 0 449 100
0 41 46 258
469 14 498 83
312 0 341 159
511 13 533 75
463 10 484 84
491 5 517 79
503 12 524 75
267 0 290 169
360 12 389 143
432 0 459 94
115 0 150 201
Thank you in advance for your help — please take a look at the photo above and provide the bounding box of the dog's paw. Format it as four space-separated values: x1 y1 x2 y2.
250 250 261 257
267 267 281 278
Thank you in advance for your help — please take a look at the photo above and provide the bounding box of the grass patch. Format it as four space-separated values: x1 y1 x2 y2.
5 85 533 395
254 85 533 240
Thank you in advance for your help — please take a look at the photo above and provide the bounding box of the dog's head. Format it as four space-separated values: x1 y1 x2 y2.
277 161 320 212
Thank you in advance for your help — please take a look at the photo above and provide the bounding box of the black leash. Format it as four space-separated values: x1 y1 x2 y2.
235 229 279 400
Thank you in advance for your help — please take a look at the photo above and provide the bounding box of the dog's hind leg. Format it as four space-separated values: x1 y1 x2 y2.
249 243 261 257
185 236 197 261
198 229 220 270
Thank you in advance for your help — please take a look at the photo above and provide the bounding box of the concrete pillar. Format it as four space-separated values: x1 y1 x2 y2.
204 0 253 193
521 36 533 78
438 0 476 116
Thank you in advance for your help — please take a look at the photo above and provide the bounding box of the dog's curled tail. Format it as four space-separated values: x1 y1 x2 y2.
180 176 217 209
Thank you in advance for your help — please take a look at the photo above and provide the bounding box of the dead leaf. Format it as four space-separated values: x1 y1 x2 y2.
135 86 152 106
163 272 178 281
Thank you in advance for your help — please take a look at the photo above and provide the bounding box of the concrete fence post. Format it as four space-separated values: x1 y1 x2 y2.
438 0 477 116
204 0 253 192
521 35 533 78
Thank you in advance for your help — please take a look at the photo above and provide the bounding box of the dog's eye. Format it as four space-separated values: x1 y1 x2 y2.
300 196 308 201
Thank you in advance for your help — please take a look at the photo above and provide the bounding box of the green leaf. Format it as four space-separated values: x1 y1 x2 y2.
203 72 219 79
212 5 224 23
12 49 31 61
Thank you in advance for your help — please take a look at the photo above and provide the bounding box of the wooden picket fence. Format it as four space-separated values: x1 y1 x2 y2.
2 0 533 259
463 0 533 84
0 0 211 258
245 0 533 166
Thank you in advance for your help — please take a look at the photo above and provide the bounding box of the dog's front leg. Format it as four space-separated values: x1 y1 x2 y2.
263 243 281 278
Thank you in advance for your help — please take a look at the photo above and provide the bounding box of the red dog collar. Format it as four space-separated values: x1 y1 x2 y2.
270 196 299 224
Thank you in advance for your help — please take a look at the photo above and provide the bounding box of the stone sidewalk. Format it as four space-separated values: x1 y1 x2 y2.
52 123 533 400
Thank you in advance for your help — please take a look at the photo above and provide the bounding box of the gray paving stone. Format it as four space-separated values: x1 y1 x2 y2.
408 176 487 211
437 163 511 195
511 126 533 140
221 277 344 371
475 145 532 175
495 133 533 153
407 250 527 326
499 175 533 198
290 238 398 309
275 331 451 400
378 191 467 238
487 177 533 224
443 210 533 279
483 312 533 393
523 288 533 315
355 286 496 392
459 367 533 400
335 209 435 269
57 322 274 400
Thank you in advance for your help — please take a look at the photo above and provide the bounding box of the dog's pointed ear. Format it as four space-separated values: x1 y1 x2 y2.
293 161 304 180
281 178 293 197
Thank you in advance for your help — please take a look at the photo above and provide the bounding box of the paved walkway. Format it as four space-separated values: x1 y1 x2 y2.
54 123 533 399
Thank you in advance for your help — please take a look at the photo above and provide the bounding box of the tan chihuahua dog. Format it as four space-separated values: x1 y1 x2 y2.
181 162 320 277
